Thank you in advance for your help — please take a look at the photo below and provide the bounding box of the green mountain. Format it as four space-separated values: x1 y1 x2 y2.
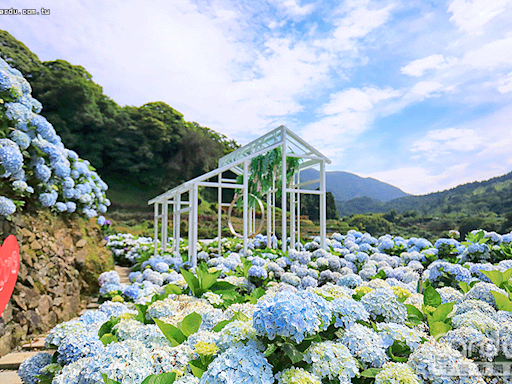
336 171 512 217
300 169 408 202
0 30 238 212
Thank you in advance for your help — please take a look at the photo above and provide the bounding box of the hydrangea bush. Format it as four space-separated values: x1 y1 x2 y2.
0 57 109 217
20 228 512 383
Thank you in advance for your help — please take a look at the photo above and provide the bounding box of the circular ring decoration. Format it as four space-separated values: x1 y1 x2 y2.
227 194 265 239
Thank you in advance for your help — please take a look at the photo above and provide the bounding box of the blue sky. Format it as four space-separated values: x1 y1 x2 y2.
2 0 512 194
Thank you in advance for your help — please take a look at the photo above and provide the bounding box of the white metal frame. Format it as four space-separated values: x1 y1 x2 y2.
148 126 331 266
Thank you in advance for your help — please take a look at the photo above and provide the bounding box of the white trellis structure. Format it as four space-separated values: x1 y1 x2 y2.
148 126 331 266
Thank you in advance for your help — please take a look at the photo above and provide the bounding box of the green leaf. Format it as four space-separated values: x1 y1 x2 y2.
178 312 202 337
423 286 442 308
135 304 149 324
458 282 470 294
141 372 177 384
430 302 455 323
180 268 200 297
429 321 452 339
481 270 504 287
360 368 383 378
153 284 182 302
197 263 221 291
212 320 231 332
371 270 386 280
264 343 278 357
210 281 237 292
282 343 304 364
491 291 512 311
389 341 410 363
153 318 186 346
98 320 113 339
503 268 512 283
101 373 122 384
189 360 205 378
406 304 424 324
100 333 118 346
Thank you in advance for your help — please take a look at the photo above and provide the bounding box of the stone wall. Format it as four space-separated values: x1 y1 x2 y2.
0 211 113 356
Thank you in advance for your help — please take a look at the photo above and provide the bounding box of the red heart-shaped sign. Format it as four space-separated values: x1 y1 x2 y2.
0 235 19 317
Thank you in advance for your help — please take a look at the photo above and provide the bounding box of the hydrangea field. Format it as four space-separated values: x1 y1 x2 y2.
0 57 109 218
17 228 512 384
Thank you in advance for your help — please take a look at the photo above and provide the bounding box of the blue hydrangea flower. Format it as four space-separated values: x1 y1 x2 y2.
57 330 104 364
0 138 23 177
124 285 141 300
361 288 407 323
440 327 498 362
464 282 508 307
10 130 31 150
408 340 484 384
341 323 389 368
0 196 16 216
66 201 76 213
337 273 362 288
55 202 67 212
331 297 369 328
303 340 359 383
253 289 332 343
248 265 268 279
200 343 274 384
17 352 52 384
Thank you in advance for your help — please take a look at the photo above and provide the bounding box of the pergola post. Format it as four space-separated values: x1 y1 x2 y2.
190 185 199 267
218 179 222 257
153 202 159 257
174 194 181 254
297 170 301 245
320 159 327 250
282 131 287 253
162 199 168 254
188 189 193 263
243 160 249 253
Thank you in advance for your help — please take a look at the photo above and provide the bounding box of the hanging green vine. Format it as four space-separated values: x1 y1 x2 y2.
235 147 301 207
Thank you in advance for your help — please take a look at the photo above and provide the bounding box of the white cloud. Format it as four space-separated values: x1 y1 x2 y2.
462 35 512 69
401 54 447 77
300 86 401 160
498 71 512 93
317 1 395 51
408 81 444 98
280 0 315 16
362 165 473 195
322 87 401 115
448 0 511 35
411 127 482 159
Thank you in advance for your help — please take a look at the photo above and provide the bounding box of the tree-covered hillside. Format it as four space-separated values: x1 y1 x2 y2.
0 30 238 209
336 171 512 217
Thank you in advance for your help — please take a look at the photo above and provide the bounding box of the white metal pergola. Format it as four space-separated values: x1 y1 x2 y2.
148 126 331 266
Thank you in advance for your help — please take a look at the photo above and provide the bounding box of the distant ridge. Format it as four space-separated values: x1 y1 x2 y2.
300 169 409 202
335 171 512 217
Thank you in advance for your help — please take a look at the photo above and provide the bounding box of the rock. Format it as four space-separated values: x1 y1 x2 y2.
30 240 42 250
25 290 40 309
75 249 88 265
12 296 27 311
52 297 63 306
19 228 32 238
25 311 42 333
37 295 52 316
18 262 28 281
76 238 87 248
